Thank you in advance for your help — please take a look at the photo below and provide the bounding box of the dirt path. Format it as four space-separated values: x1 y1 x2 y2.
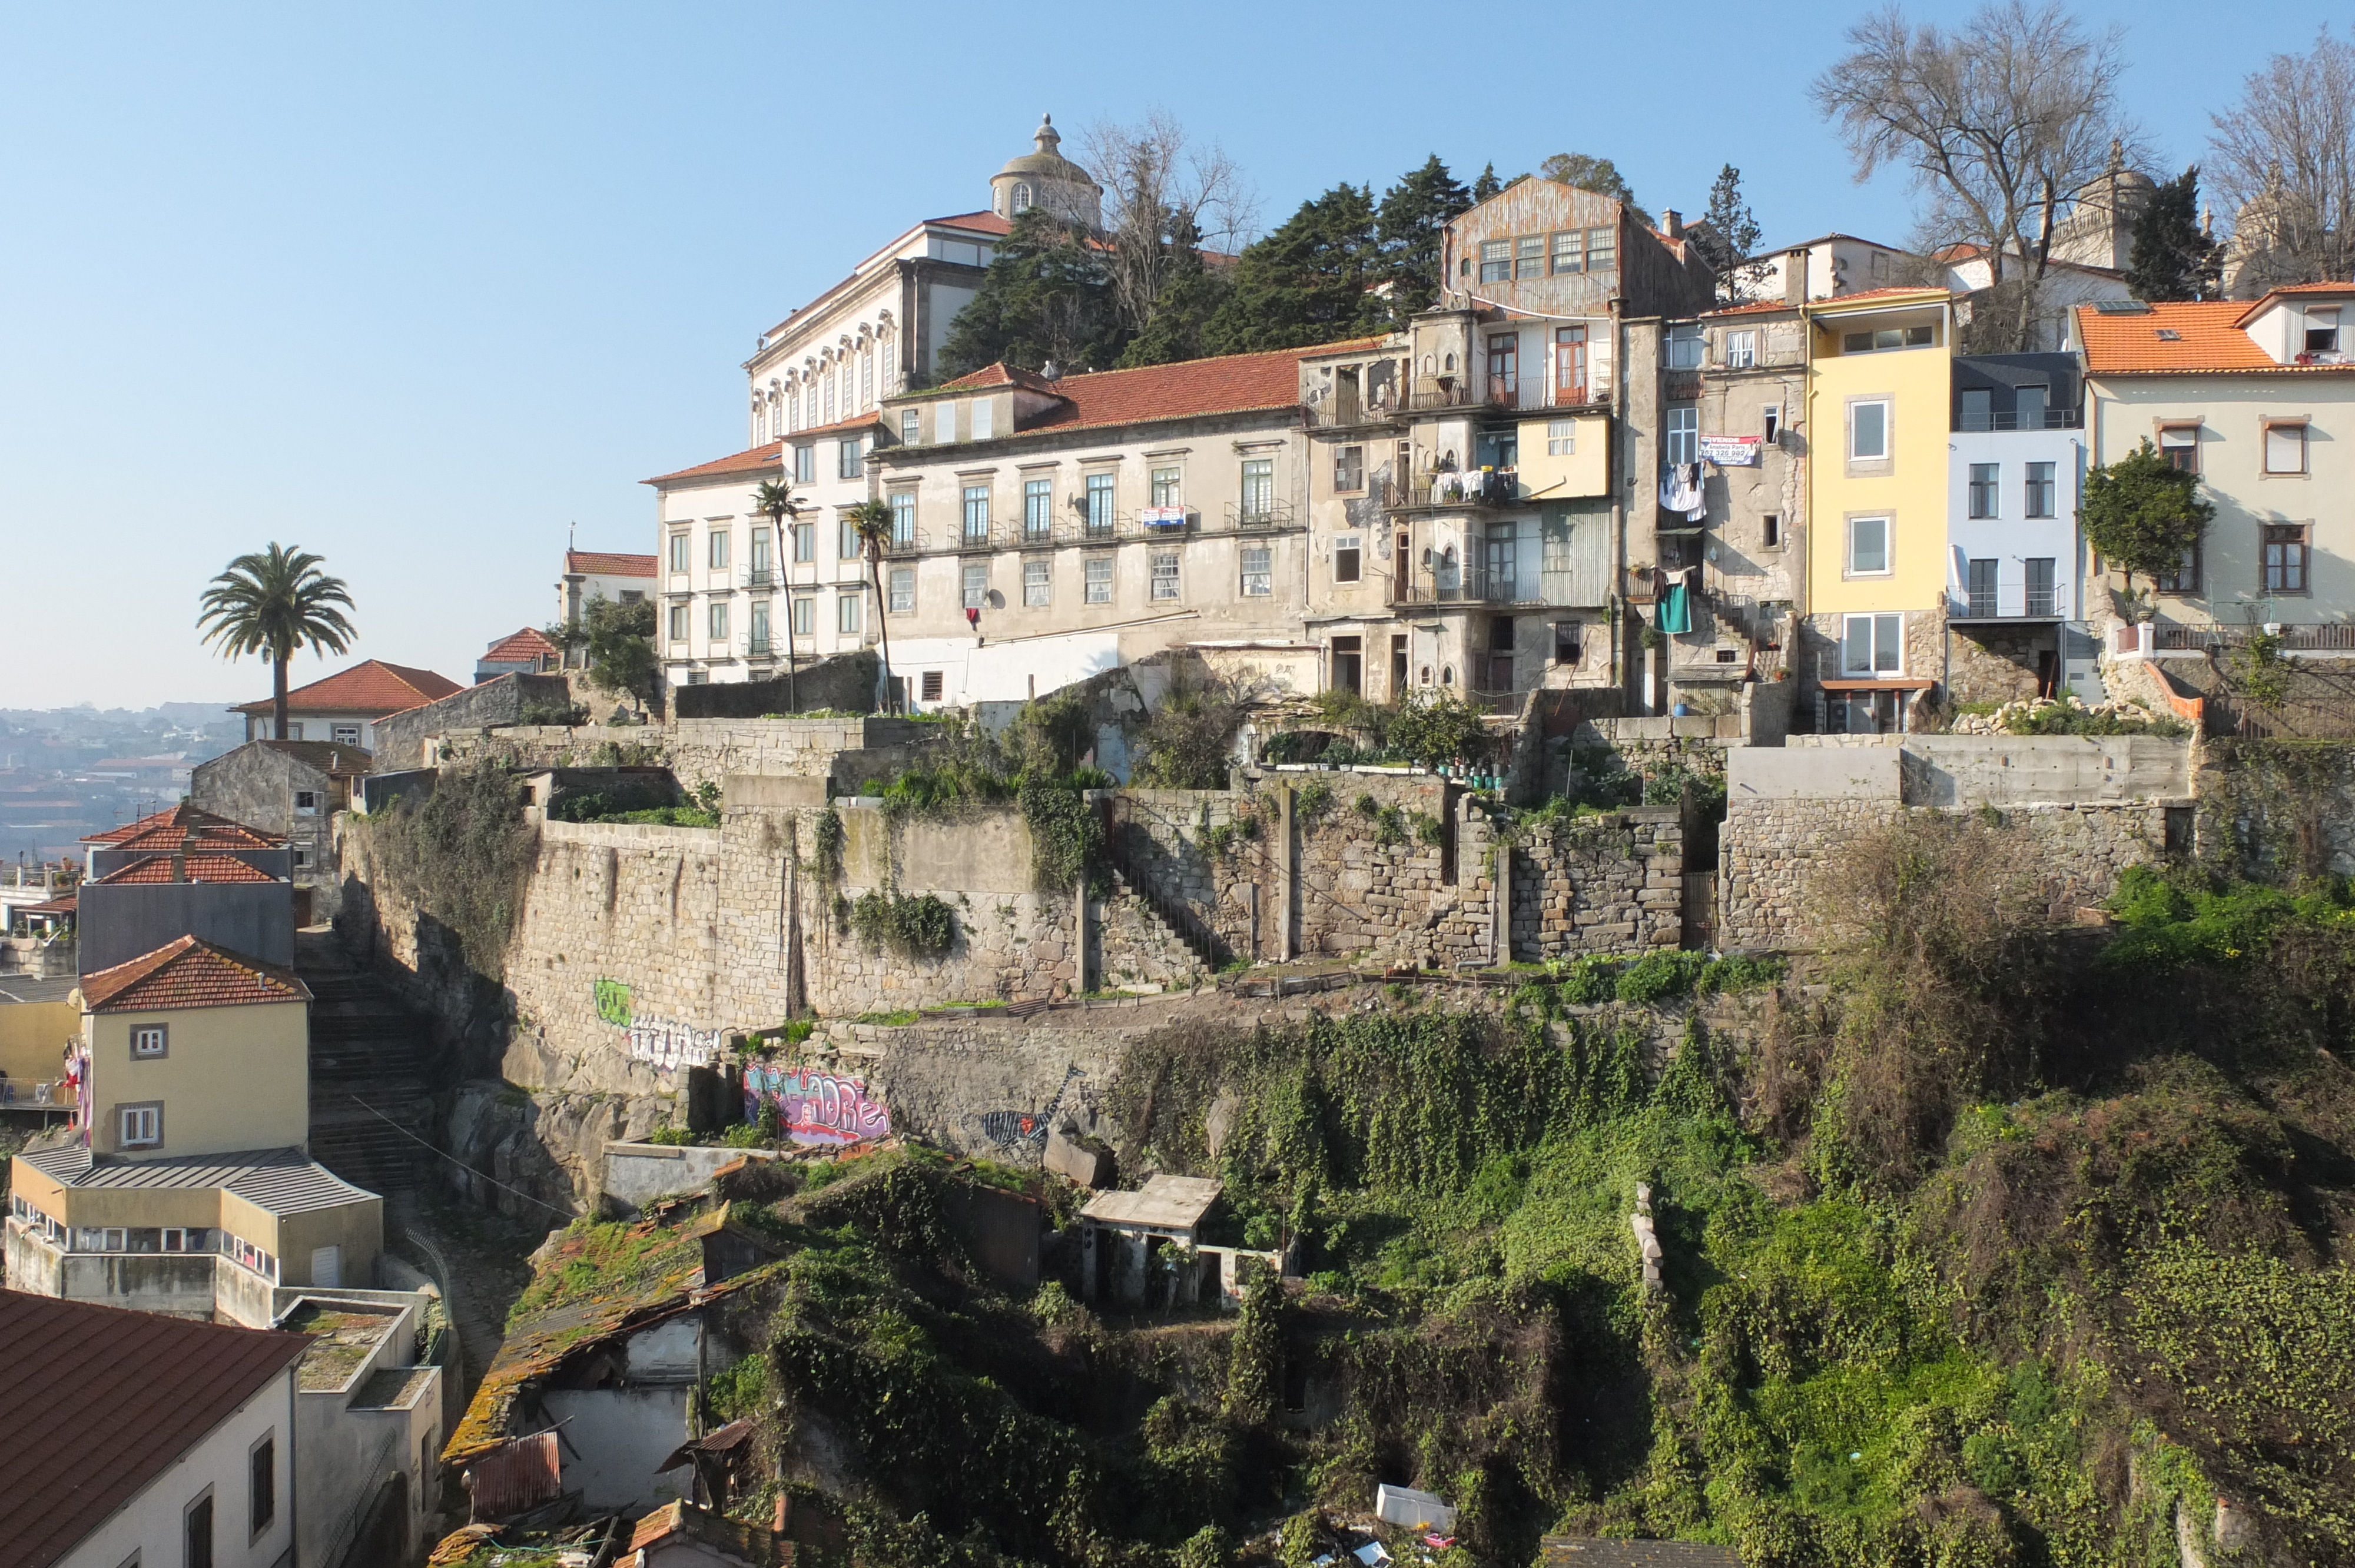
391 1197 551 1401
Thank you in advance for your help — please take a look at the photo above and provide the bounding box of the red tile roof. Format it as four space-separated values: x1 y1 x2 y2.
1021 339 1389 435
1815 285 1953 305
84 803 284 851
2077 300 2295 373
564 549 656 577
0 1291 311 1568
643 414 888 486
482 627 560 662
79 935 311 1014
94 853 281 886
2233 281 2355 325
925 210 1014 235
1700 298 1797 318
233 659 463 717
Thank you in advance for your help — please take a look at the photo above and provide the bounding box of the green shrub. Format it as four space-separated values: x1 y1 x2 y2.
849 890 957 956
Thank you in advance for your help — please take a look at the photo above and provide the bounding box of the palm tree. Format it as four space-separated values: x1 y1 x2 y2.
197 544 357 740
751 478 803 707
847 499 900 712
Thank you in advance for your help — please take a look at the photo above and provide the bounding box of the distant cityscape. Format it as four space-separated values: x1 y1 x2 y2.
0 703 241 868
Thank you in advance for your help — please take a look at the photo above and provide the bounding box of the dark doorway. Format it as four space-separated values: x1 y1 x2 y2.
2036 649 2058 697
1331 636 1362 695
293 888 314 926
1390 634 1409 697
1092 1227 1115 1303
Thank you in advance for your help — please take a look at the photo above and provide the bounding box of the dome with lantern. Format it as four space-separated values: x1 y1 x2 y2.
990 114 1103 230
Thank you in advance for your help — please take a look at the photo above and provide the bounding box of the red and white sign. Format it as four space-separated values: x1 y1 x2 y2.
1699 435 1762 466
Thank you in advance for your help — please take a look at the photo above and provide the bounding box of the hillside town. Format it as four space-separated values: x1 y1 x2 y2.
8 9 2355 1568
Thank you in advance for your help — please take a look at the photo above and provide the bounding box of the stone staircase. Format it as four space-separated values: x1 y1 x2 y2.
296 930 436 1195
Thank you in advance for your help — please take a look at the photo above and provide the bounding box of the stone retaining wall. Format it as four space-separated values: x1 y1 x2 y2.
436 716 949 795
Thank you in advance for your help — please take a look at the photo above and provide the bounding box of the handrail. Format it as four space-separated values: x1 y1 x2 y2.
1104 819 1232 970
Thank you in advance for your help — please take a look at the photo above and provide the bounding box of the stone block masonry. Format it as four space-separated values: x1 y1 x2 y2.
434 716 951 796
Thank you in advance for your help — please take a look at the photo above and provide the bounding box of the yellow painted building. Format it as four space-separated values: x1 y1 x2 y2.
4 935 382 1316
1804 288 1955 731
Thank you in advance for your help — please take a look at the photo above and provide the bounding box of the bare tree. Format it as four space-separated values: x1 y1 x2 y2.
1080 111 1258 340
2208 26 2355 293
1811 2 2141 350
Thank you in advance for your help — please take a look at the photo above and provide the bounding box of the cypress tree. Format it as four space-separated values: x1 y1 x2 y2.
2127 166 2223 303
1201 184 1385 354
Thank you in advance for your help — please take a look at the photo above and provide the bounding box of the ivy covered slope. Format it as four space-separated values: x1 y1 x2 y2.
689 812 2355 1568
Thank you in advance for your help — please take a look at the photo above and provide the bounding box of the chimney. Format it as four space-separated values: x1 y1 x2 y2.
1661 209 1683 239
1785 247 1810 308
773 1493 792 1535
170 849 187 883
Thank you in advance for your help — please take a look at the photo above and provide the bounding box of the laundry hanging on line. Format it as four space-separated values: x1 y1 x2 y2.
1658 461 1706 519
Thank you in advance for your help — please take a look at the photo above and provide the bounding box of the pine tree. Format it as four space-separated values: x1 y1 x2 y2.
1691 164 1767 303
1375 155 1473 323
938 210 1126 377
1471 163 1503 202
1200 184 1386 354
2127 166 2222 303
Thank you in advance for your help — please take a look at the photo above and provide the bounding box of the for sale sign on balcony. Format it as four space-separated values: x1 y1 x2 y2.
1699 435 1762 466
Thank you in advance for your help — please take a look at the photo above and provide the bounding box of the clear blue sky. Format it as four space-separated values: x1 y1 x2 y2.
0 1 2324 710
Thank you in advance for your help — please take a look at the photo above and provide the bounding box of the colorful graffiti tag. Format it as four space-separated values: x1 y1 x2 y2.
626 1016 723 1073
593 978 633 1026
744 1064 891 1147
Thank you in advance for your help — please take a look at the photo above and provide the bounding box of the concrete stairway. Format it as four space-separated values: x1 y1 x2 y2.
296 930 436 1195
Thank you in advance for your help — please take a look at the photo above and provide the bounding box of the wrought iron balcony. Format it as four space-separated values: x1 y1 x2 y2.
1390 565 1525 606
742 567 780 589
1402 470 1518 509
1227 499 1296 531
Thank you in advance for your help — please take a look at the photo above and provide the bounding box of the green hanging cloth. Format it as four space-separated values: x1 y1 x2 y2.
1658 584 1691 634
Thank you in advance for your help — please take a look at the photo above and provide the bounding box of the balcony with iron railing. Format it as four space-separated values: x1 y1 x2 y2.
1225 499 1295 531
742 567 781 590
1948 586 2066 621
2149 621 2355 653
1390 564 1528 606
1952 408 2084 432
1305 393 1405 428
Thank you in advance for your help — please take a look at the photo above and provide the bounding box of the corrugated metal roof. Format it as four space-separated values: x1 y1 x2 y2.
0 1293 310 1568
18 1145 379 1215
465 1431 562 1519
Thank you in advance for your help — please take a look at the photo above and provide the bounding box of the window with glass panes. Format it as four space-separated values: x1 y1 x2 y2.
794 444 815 483
1665 405 1699 464
1024 478 1053 539
963 484 990 544
2264 523 2311 592
793 522 815 562
1968 463 1999 518
962 564 987 609
1240 545 1272 596
888 567 914 613
708 602 729 640
1334 536 1361 583
1849 516 1890 575
1842 612 1903 674
890 490 916 546
1150 466 1181 507
1023 559 1050 606
1334 446 1364 491
838 593 861 633
1479 240 1511 282
1085 471 1116 534
901 409 921 444
1516 235 1544 278
1666 324 1703 370
1967 558 1998 616
1084 557 1113 603
669 532 690 572
749 600 771 651
791 597 814 636
838 437 863 479
668 604 689 642
1551 231 1583 273
1151 552 1179 601
708 530 729 569
840 517 860 561
2025 461 2056 518
1240 459 1274 519
2025 557 2057 615
1584 226 1616 270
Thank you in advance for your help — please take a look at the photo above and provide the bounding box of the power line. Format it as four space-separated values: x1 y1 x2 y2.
343 1094 579 1219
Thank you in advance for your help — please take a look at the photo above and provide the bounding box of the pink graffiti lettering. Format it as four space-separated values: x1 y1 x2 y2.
744 1065 891 1147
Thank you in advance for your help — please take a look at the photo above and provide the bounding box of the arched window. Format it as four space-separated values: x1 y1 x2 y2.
861 351 874 409
1013 181 1032 214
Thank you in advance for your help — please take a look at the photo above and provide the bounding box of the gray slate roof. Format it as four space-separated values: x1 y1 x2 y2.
18 1144 379 1214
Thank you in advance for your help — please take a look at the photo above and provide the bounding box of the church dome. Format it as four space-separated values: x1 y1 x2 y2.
990 114 1103 227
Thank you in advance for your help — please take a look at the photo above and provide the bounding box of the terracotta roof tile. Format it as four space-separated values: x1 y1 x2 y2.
94 854 281 886
563 549 657 577
917 338 1391 439
1700 299 1797 318
0 1292 312 1568
233 659 462 717
482 627 560 662
2233 281 2355 326
1813 285 1953 307
924 210 1014 235
643 414 888 487
84 803 284 850
78 935 311 1014
253 739 372 773
2077 300 2294 373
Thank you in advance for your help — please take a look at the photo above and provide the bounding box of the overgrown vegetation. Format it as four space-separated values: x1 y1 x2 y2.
362 763 538 978
847 890 957 957
551 778 720 827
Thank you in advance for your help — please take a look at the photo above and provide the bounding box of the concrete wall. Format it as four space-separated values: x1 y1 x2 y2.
0 997 77 1082
78 881 294 975
541 1387 694 1513
1779 733 2193 805
87 998 310 1161
53 1366 296 1568
288 1295 437 1568
603 1142 781 1215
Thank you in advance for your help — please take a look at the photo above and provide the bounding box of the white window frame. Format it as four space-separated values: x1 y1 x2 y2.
131 1025 167 1059
1664 404 1699 465
1849 398 1891 463
1724 330 1756 369
1023 559 1051 607
1544 419 1575 457
668 604 689 643
1840 612 1905 676
962 563 988 610
118 1103 161 1149
1084 556 1113 604
668 532 690 573
791 596 815 636
708 530 729 570
1150 552 1180 602
708 602 729 642
1240 544 1273 597
888 567 914 614
1846 515 1892 577
1334 535 1362 583
837 593 861 634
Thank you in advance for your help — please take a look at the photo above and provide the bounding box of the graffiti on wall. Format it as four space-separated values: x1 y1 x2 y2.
744 1063 891 1147
968 1066 1084 1155
625 1016 723 1072
593 978 633 1026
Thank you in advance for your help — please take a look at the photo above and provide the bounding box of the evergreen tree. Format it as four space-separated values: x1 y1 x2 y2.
2080 438 2215 596
1201 184 1385 354
1116 212 1230 367
1691 163 1768 303
1538 152 1653 226
2127 166 2222 303
1471 163 1503 202
938 209 1125 377
1375 155 1473 323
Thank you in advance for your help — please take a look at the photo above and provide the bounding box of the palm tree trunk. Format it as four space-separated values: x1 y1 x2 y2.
870 554 896 712
272 652 290 740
